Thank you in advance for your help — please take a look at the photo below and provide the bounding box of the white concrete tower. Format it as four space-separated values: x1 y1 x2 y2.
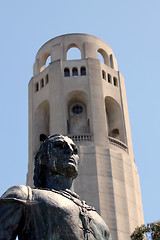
27 33 144 240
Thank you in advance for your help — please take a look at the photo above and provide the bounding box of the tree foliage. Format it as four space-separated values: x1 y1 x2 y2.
131 222 160 240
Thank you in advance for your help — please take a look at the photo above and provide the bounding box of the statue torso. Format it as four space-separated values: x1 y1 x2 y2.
0 185 111 240
19 188 110 240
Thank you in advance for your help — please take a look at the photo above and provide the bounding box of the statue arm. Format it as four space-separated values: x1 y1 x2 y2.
0 185 29 240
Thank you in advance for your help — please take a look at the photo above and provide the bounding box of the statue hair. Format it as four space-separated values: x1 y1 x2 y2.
33 134 63 188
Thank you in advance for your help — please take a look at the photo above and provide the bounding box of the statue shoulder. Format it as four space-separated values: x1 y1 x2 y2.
1 185 32 201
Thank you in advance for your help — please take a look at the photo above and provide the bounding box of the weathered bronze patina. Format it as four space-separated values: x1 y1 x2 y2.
0 134 112 239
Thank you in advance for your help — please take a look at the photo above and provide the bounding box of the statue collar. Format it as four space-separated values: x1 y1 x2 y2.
36 187 96 211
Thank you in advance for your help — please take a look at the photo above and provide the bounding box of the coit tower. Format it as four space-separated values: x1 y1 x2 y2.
27 33 144 240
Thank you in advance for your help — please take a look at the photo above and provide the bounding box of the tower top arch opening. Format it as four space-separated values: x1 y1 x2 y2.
67 46 82 60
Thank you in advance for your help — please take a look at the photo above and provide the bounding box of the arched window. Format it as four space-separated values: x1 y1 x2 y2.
97 52 104 64
46 55 51 68
68 103 89 134
64 68 70 77
81 66 86 76
105 97 125 143
40 53 51 72
67 46 81 60
35 82 39 92
107 74 112 83
113 77 118 87
45 74 49 84
97 49 109 65
35 101 50 148
67 91 89 135
40 78 44 88
102 70 106 80
72 67 78 77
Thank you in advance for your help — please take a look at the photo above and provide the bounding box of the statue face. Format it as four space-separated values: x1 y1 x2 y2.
47 136 79 179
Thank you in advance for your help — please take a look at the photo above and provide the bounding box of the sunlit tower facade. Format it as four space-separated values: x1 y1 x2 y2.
27 34 144 239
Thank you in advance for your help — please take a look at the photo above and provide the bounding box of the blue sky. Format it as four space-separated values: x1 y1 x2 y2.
0 0 159 225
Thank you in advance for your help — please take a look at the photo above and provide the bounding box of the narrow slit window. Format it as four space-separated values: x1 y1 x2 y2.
35 82 39 92
40 78 44 88
102 70 106 80
81 66 86 76
107 74 112 83
64 68 70 77
113 77 118 87
45 74 49 84
72 67 78 77
110 54 114 69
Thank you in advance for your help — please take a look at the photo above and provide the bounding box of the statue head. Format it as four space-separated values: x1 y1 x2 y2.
34 134 79 188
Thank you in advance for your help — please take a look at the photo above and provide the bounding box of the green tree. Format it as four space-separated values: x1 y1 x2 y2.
131 222 160 240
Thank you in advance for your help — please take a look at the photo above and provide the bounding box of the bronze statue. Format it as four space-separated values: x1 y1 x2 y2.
0 134 112 239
